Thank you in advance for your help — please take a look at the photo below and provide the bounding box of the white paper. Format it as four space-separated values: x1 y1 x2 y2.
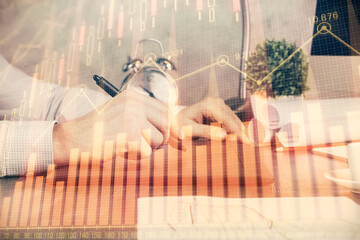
138 196 360 239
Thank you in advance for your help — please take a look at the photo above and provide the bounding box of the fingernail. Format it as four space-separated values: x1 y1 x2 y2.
228 134 237 141
216 130 227 139
180 143 188 152
179 129 185 140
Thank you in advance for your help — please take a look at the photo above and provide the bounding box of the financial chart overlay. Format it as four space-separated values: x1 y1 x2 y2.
0 134 356 239
0 0 360 239
0 134 273 237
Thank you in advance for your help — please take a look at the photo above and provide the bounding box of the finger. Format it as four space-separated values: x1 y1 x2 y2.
169 114 184 141
115 129 153 159
123 119 144 143
122 90 172 146
126 137 152 160
115 132 127 156
140 135 152 158
146 106 173 145
169 121 187 152
203 99 248 141
123 89 174 145
205 99 240 131
238 123 251 144
142 124 164 149
167 135 187 152
139 92 177 143
119 118 157 155
189 122 227 140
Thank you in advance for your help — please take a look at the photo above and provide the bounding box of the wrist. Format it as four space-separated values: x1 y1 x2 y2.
53 122 71 166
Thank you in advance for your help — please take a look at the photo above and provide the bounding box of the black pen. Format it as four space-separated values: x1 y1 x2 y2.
93 75 119 97
93 74 155 98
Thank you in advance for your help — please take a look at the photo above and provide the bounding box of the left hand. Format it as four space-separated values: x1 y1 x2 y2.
171 97 250 142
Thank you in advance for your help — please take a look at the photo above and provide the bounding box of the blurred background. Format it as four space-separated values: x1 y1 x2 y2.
0 0 359 108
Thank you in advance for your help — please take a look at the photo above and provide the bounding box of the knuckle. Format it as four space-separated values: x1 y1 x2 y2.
203 97 225 106
225 103 232 111
215 98 225 105
123 106 137 118
125 88 136 95
122 89 138 99
201 97 213 108
204 97 214 103
128 100 140 110
161 120 170 133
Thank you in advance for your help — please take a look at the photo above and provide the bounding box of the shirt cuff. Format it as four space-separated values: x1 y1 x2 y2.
0 121 56 177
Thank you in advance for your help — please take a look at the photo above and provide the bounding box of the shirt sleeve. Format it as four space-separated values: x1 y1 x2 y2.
0 121 56 177
0 55 110 177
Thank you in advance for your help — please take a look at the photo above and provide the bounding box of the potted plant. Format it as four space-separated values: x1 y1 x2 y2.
245 39 310 130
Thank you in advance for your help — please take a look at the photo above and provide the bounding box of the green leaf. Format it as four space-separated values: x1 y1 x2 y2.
245 38 309 97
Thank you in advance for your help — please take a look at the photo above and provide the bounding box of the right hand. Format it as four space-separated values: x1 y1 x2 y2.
172 97 250 142
53 89 180 164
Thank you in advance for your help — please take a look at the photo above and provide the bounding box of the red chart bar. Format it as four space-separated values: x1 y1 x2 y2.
79 23 86 47
196 145 208 196
0 197 11 227
57 57 65 80
242 145 258 196
153 149 164 197
167 145 178 196
139 129 151 199
99 141 114 226
75 152 90 226
225 135 240 198
9 181 23 227
40 165 55 227
182 126 193 195
112 133 126 225
63 149 79 227
87 122 103 226
30 176 44 227
124 142 138 226
196 0 203 11
51 181 64 227
29 73 37 109
151 0 157 16
139 155 150 199
211 133 224 197
152 149 165 225
117 12 124 39
166 145 179 225
233 0 241 12
108 0 115 30
19 153 36 227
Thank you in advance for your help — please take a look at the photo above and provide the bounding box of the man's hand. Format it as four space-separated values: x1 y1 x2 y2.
53 89 179 165
173 97 249 142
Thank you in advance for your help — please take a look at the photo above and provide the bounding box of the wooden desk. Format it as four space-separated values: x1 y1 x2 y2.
0 139 358 239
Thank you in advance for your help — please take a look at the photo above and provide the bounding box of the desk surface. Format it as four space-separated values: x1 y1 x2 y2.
0 139 358 239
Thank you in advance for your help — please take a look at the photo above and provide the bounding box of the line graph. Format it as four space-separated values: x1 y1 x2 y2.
32 22 359 146
327 30 360 56
3 1 360 238
173 24 359 86
0 0 360 239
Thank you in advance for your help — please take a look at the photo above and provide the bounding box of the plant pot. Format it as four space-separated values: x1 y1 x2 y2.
250 92 304 130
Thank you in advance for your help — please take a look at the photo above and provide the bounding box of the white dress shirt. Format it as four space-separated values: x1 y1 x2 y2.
0 55 110 177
